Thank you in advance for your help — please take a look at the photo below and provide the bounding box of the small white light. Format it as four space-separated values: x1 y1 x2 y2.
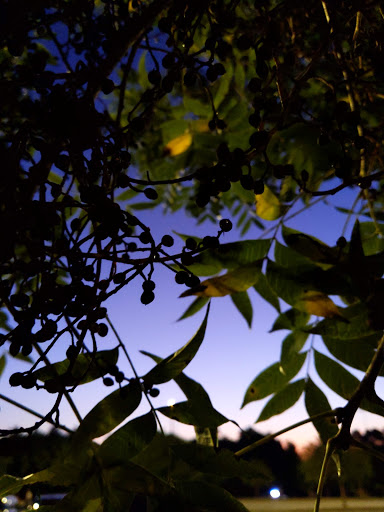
269 488 281 499
1 497 7 504
167 398 176 407
33 503 40 510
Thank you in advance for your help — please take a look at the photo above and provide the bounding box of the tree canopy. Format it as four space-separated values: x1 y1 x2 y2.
1 0 384 510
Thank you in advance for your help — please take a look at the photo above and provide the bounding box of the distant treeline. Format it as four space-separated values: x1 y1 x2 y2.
1 427 383 498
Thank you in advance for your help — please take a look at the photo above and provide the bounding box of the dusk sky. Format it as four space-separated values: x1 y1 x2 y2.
2 184 384 451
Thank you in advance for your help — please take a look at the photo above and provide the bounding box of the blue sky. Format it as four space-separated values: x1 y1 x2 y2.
3 184 384 451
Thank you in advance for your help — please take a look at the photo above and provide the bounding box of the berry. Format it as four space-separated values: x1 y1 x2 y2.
337 236 347 248
101 78 115 94
148 69 161 85
175 271 189 284
216 119 227 130
253 180 265 195
301 170 309 182
185 238 197 250
149 388 160 397
161 234 174 247
115 371 125 383
208 119 216 131
103 377 114 386
142 280 156 291
141 290 155 305
185 274 200 288
9 372 24 387
66 346 79 360
98 323 109 337
144 188 158 200
240 174 254 190
139 231 152 244
202 236 219 249
219 219 232 232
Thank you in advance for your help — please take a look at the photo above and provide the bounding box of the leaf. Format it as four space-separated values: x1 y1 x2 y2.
157 400 228 428
314 351 384 416
32 348 119 385
215 61 233 108
171 444 271 481
73 379 142 442
256 379 305 422
177 296 209 321
0 355 5 377
242 352 307 407
252 269 281 312
322 333 383 374
305 379 338 443
295 290 349 321
98 412 157 467
194 427 217 447
275 241 313 267
186 239 271 276
230 291 253 327
282 226 342 265
270 308 310 331
175 481 249 512
308 302 379 339
266 260 351 311
255 185 281 221
143 303 210 386
280 331 308 371
179 262 264 298
164 132 192 156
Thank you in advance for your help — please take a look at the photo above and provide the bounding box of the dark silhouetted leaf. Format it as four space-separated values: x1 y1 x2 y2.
242 352 306 407
230 291 253 327
99 412 157 466
177 296 209 321
270 308 310 331
143 304 210 386
256 379 305 422
305 378 338 443
73 379 142 442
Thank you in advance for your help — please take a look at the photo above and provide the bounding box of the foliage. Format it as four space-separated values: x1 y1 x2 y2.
1 0 384 510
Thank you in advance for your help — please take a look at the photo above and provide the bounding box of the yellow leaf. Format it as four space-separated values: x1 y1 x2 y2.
255 185 281 221
295 290 349 322
164 132 192 156
180 262 261 298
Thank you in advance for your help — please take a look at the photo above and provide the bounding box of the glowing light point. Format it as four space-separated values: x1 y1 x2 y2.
167 398 176 407
269 488 281 499
33 503 40 510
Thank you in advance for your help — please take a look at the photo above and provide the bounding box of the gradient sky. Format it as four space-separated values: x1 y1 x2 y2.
2 184 384 452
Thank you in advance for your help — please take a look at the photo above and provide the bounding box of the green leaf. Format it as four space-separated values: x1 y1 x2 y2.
308 302 379 339
143 303 210 386
99 412 157 467
73 379 142 442
274 241 312 267
280 331 308 371
171 444 271 481
252 269 280 312
256 379 305 422
194 427 217 447
0 355 5 377
242 352 306 407
157 399 228 428
215 62 233 108
270 308 310 331
256 185 281 221
230 291 253 327
182 262 263 297
305 378 338 443
184 96 209 117
359 222 384 256
177 296 210 321
314 351 384 416
160 119 190 143
175 481 249 512
32 348 119 385
322 333 382 374
282 226 341 265
138 51 150 89
187 239 271 276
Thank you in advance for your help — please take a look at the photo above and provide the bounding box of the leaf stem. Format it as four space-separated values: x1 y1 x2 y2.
235 409 340 457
